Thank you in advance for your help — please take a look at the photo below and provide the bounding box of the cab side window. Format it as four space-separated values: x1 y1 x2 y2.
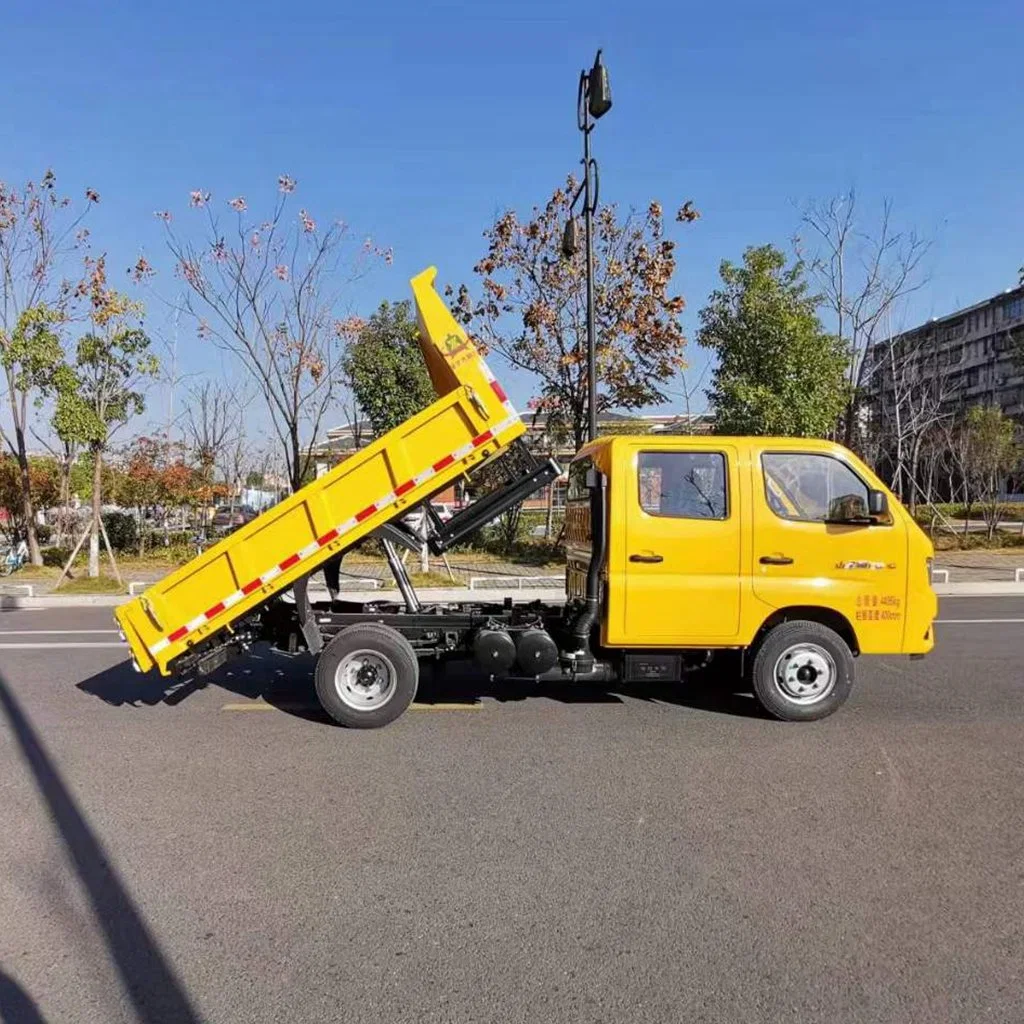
638 452 727 520
762 452 875 523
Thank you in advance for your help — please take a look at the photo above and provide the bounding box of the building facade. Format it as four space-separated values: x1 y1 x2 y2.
863 283 1024 423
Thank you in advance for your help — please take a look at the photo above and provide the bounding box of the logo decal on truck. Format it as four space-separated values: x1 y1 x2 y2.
835 560 894 571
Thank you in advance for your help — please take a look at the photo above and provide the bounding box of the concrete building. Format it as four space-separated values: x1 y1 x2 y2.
863 283 1024 422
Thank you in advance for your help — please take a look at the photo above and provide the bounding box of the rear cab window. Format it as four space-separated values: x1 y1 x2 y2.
638 451 728 520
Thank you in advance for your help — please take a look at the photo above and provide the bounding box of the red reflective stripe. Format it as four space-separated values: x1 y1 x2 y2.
489 380 508 402
168 626 188 643
355 504 378 522
317 528 339 546
472 430 494 447
432 453 455 472
394 480 415 496
279 553 300 571
204 601 226 620
241 578 263 596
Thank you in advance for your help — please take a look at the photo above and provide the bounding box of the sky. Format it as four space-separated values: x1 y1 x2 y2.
2 0 1023 440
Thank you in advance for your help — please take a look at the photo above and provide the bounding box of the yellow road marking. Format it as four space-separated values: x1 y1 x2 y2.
220 701 483 712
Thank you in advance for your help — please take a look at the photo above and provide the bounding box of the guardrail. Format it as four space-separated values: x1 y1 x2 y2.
931 568 950 584
468 575 564 590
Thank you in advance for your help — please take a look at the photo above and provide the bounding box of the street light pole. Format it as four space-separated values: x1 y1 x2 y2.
572 50 612 443
578 75 598 444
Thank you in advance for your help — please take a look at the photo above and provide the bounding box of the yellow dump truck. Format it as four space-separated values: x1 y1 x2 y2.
117 267 937 728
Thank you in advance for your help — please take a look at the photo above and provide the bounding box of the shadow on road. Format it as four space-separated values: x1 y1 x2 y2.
75 645 767 722
0 968 48 1024
0 673 203 1024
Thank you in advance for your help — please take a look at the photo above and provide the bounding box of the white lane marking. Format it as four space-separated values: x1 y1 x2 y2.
0 629 121 635
0 642 126 649
936 618 1024 624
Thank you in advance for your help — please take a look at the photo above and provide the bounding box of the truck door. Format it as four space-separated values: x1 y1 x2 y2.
619 447 742 644
752 450 907 652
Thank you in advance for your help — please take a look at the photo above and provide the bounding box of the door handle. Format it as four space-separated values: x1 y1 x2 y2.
759 554 794 565
629 552 664 564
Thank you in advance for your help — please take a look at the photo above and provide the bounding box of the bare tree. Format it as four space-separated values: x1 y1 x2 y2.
0 171 97 562
160 179 386 493
182 379 242 511
862 321 961 510
798 192 931 447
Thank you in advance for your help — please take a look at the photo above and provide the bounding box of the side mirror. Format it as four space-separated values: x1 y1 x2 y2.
867 489 889 518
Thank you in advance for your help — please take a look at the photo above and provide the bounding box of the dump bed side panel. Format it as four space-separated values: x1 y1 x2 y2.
116 267 520 675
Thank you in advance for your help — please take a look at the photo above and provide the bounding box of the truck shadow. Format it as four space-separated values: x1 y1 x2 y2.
77 648 767 722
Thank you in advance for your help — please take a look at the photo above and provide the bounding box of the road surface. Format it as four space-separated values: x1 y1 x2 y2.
1 598 1022 1023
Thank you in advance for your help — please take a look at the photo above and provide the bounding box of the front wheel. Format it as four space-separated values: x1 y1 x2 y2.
749 620 854 722
314 622 419 728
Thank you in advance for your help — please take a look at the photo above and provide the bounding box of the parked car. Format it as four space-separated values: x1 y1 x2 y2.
402 501 455 535
211 505 259 531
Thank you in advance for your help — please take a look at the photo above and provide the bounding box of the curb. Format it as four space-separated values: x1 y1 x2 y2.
933 582 1024 597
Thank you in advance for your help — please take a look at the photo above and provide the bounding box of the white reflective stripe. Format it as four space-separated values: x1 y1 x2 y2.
298 542 320 560
222 590 244 609
186 614 207 633
150 638 170 654
262 566 281 584
413 468 436 486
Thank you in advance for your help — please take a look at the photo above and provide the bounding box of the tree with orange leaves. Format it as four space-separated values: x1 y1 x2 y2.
452 180 699 450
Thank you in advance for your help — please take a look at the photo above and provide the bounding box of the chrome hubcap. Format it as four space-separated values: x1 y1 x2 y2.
773 643 836 705
334 649 396 711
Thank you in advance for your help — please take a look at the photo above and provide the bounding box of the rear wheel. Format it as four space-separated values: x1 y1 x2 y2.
314 623 419 728
749 620 854 721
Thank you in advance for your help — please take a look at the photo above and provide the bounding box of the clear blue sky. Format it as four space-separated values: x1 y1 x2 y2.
2 0 1022 429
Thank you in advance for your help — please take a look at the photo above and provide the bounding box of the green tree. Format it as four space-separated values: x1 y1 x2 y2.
51 265 157 578
698 245 849 437
1 305 65 559
958 405 1021 542
344 301 434 437
1 172 98 563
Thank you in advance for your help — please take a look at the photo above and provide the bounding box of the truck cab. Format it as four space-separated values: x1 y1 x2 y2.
565 435 936 719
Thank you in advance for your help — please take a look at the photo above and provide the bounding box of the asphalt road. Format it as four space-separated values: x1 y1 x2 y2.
1 598 1022 1024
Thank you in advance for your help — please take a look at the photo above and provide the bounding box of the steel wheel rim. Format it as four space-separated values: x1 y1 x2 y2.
334 649 397 711
772 643 837 705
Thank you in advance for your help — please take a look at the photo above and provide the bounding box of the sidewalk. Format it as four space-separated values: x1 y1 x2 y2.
933 551 1024 583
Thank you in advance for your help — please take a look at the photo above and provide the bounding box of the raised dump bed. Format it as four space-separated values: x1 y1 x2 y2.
115 267 523 675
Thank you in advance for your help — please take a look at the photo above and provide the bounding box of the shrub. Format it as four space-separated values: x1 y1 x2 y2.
101 511 137 552
42 546 73 568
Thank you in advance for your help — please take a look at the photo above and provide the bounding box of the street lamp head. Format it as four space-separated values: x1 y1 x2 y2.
587 50 612 120
561 217 580 258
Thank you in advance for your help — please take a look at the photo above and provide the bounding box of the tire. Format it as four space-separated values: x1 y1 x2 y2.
749 620 854 722
314 622 419 728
